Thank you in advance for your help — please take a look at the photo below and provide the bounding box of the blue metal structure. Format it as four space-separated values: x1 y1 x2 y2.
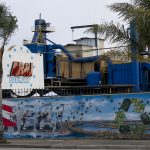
87 71 101 86
32 19 47 43
24 18 150 93
130 21 140 92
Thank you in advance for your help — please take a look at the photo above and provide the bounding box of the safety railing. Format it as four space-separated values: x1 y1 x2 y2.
2 84 136 99
31 26 55 32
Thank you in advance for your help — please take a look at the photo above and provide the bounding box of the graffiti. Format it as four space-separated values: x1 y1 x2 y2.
2 93 150 139
10 61 33 77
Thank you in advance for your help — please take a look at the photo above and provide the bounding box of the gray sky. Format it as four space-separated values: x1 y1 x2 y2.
2 0 129 48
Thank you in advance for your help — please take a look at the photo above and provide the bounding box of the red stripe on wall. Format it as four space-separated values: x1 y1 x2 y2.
3 118 16 127
2 104 13 113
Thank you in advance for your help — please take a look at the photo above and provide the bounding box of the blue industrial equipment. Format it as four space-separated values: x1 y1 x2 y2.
32 19 47 43
111 63 132 84
87 71 101 86
23 17 150 94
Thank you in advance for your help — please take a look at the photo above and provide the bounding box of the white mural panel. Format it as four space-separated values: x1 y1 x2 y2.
2 45 44 92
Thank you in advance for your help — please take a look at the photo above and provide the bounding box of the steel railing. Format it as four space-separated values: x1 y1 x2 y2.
2 84 137 99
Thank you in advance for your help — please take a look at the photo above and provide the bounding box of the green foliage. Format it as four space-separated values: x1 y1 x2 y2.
86 0 150 50
108 0 150 49
130 124 146 136
0 2 18 52
87 22 130 45
131 98 145 113
114 111 126 127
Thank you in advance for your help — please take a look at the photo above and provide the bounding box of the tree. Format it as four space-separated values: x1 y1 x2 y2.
86 0 150 52
0 2 18 142
0 3 18 54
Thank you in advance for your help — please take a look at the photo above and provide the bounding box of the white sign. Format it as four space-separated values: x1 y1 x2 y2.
2 45 44 92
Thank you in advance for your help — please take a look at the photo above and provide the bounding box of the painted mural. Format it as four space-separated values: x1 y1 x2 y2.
2 93 150 139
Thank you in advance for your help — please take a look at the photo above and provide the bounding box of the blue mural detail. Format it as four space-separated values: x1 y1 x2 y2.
3 93 150 139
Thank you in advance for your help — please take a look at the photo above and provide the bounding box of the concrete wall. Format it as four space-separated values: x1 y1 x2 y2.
3 93 150 139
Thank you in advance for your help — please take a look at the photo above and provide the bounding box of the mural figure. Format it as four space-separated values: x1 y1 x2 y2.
11 61 19 76
23 63 33 76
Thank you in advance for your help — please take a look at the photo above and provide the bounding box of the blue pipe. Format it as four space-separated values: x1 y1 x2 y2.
45 38 112 63
52 44 112 63
51 44 112 84
44 38 113 83
130 21 140 92
52 44 75 60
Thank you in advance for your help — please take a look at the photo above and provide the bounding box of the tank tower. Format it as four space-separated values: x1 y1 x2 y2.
32 13 55 44
25 14 56 78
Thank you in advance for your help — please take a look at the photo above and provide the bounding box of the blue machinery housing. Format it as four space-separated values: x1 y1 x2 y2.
25 18 150 93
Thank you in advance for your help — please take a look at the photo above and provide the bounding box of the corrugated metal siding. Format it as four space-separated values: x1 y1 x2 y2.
112 63 132 84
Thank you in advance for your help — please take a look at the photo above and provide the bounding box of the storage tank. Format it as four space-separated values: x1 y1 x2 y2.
87 71 101 86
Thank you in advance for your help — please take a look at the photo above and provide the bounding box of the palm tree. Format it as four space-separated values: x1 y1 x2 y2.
86 0 150 52
0 2 18 142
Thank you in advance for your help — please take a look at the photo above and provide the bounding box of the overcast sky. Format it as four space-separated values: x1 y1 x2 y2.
2 0 130 48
